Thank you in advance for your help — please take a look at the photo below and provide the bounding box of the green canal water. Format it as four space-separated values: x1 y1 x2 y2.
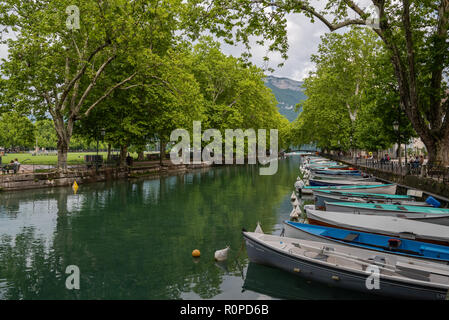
0 156 375 300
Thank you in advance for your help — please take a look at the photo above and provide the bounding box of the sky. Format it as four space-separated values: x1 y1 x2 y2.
220 12 328 82
219 0 373 81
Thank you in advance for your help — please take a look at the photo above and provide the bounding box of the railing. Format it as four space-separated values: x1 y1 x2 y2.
323 154 449 183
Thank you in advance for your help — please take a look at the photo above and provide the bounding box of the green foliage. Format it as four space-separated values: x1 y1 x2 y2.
0 112 35 149
185 0 449 163
35 119 58 150
291 28 416 152
0 2 291 161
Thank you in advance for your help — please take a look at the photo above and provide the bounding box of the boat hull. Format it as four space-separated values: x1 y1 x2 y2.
310 174 375 181
312 192 428 210
308 179 380 187
282 221 449 264
300 184 397 195
325 202 449 226
305 206 449 246
243 232 448 300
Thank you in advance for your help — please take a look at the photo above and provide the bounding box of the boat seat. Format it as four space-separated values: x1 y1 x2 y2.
398 232 416 240
419 245 449 258
343 233 359 242
396 261 449 277
369 255 387 267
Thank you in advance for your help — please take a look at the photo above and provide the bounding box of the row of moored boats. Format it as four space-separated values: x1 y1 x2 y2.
243 154 449 300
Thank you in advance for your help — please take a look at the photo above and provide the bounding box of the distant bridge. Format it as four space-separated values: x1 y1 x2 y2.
289 144 320 152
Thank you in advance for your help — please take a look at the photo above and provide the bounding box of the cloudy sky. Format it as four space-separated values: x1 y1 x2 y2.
220 1 372 81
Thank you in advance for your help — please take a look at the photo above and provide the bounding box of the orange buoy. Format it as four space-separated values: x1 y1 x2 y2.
192 249 201 257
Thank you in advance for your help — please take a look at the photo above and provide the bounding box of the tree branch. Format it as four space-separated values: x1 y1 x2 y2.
83 72 138 117
73 54 117 114
58 41 110 111
271 0 367 31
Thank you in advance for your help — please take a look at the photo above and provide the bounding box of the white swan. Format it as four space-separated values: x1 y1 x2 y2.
255 221 264 234
214 246 230 262
290 207 300 219
290 191 297 201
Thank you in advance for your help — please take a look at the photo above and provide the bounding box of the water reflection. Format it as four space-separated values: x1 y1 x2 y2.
0 159 300 299
0 156 376 300
242 263 377 300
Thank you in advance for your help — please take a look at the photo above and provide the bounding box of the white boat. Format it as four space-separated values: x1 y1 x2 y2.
308 179 380 187
312 190 429 210
325 202 449 226
243 231 449 299
324 201 449 226
298 183 397 195
310 173 375 181
304 205 449 246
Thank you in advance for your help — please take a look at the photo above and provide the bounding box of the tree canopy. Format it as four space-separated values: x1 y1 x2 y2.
0 1 290 168
291 28 416 153
188 0 449 165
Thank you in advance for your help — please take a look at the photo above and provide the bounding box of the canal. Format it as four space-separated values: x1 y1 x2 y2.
0 155 374 299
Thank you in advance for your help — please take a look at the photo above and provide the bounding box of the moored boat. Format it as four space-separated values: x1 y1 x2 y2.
310 173 375 181
304 205 449 246
282 221 449 264
308 179 380 187
298 183 397 195
312 169 361 175
312 190 429 210
243 230 449 299
325 202 449 226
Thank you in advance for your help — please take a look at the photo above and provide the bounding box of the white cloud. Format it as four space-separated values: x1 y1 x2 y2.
220 12 328 81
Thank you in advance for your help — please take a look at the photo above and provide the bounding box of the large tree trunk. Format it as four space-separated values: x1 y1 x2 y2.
53 114 73 171
119 145 128 167
57 139 69 171
422 136 449 166
138 150 145 161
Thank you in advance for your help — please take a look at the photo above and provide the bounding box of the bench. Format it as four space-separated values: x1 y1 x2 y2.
146 154 159 161
1 163 20 174
84 155 103 169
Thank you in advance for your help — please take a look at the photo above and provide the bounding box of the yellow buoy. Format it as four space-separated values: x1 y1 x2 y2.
72 180 79 194
192 249 201 257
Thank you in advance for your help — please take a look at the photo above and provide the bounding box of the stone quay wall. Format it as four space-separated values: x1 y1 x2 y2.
0 162 212 192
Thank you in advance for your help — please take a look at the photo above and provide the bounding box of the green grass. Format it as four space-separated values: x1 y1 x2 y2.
0 151 158 165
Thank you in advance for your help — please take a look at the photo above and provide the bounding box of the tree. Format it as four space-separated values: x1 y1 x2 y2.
189 0 449 165
191 39 288 155
0 0 183 169
356 45 416 155
291 28 416 154
73 44 206 166
0 112 35 149
35 119 58 150
291 29 375 151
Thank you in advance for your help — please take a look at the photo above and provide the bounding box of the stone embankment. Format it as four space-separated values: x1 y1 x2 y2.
0 161 212 192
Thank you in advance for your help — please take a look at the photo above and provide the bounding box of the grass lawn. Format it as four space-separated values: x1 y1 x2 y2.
0 151 158 165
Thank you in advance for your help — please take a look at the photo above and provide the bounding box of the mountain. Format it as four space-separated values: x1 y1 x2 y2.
264 75 307 122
